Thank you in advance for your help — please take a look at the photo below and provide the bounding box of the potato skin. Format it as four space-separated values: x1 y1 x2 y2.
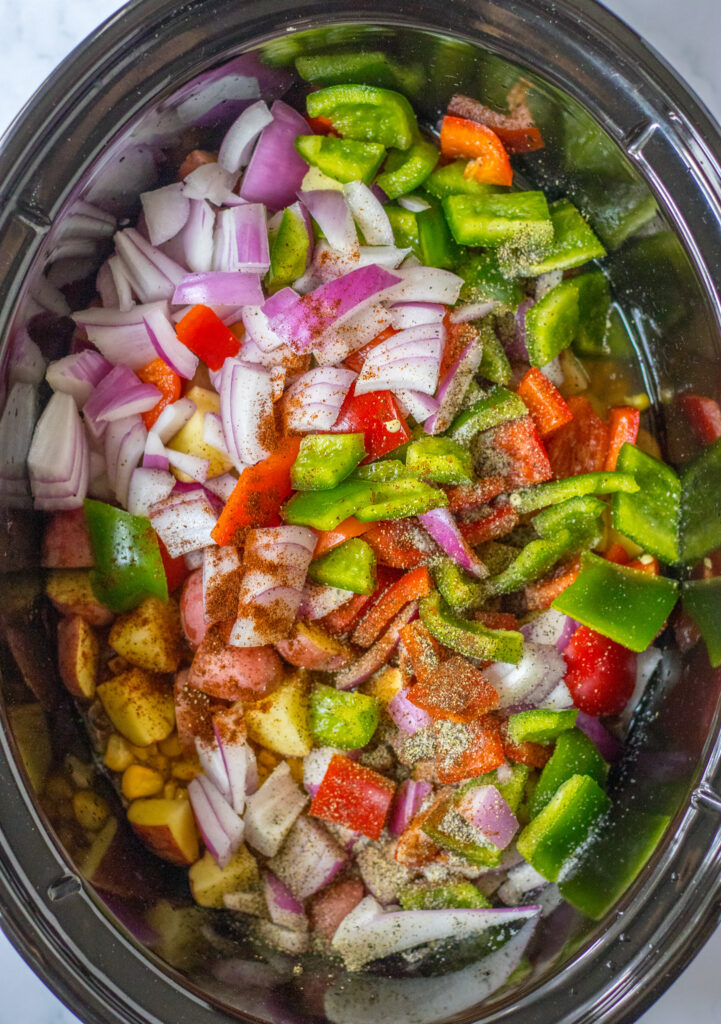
57 614 99 699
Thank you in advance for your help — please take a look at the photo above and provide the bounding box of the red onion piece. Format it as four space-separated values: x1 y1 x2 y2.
355 322 443 397
282 366 356 433
9 328 46 387
538 680 575 710
310 242 408 284
126 467 175 517
507 299 533 361
165 447 209 484
244 762 308 858
106 255 135 311
203 543 242 624
46 350 112 406
141 183 190 246
384 265 464 305
388 688 432 735
142 430 170 471
182 199 215 273
199 772 244 847
485 642 566 704
394 388 439 424
218 99 274 173
83 364 161 426
240 100 309 211
72 303 166 370
456 784 518 849
343 181 394 246
267 817 346 900
263 871 308 932
303 746 341 796
149 488 218 557
298 189 357 253
389 779 432 836
298 581 353 620
389 302 446 329
521 608 578 653
450 300 498 323
114 227 185 304
189 775 243 869
110 419 148 508
261 286 300 320
204 472 237 502
575 711 624 762
172 270 263 307
419 507 488 579
335 601 418 691
183 162 238 205
143 305 199 381
150 397 196 444
424 332 484 435
219 357 276 469
497 862 548 906
312 303 392 366
28 392 89 510
241 305 284 353
212 204 270 275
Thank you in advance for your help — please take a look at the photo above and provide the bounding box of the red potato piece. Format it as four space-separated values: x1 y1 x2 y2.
178 149 217 180
308 878 365 943
188 624 283 701
275 621 353 671
45 570 114 627
180 569 207 649
57 615 99 699
42 509 93 568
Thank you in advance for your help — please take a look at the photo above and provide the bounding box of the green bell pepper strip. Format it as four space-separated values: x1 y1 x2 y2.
420 590 524 664
449 386 527 445
524 278 580 368
434 558 487 613
456 252 524 314
442 192 554 251
507 709 578 746
456 763 530 815
680 437 721 563
682 577 721 668
375 138 439 199
511 471 639 514
308 538 377 595
309 684 380 749
399 882 491 911
306 84 418 150
352 477 449 521
611 443 680 564
488 520 604 596
404 436 474 485
552 551 679 652
416 199 462 270
290 433 366 491
521 199 606 276
425 160 502 199
385 205 419 252
352 459 408 482
266 205 310 293
294 135 386 184
533 496 607 539
295 52 414 89
83 499 168 613
571 271 612 356
421 795 502 867
283 479 374 530
477 320 512 386
517 774 611 882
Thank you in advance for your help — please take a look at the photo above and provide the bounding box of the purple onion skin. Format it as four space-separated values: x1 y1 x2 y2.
576 710 624 762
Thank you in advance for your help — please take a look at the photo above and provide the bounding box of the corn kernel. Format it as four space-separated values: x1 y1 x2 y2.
171 760 200 782
129 743 158 764
45 774 74 803
121 764 164 800
163 781 178 800
73 790 110 831
104 734 135 773
148 753 171 774
159 733 183 758
65 755 94 790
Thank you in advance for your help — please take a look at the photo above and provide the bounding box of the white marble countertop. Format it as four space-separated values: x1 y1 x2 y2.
0 0 719 1021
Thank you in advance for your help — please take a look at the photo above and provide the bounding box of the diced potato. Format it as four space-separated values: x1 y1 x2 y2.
73 790 110 831
104 734 135 772
45 570 114 626
97 669 175 747
127 797 199 866
245 674 312 758
9 704 52 793
189 845 259 908
122 764 164 799
362 666 404 706
166 386 232 480
42 509 94 569
145 899 206 969
57 615 100 699
108 598 183 674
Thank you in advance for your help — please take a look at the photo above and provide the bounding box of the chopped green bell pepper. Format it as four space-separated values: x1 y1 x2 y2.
295 52 417 90
571 271 612 356
442 192 553 254
83 499 168 613
517 773 611 882
420 590 524 664
507 709 578 746
525 278 579 368
405 436 474 485
421 794 502 867
308 538 377 595
488 520 603 596
399 881 491 911
353 477 449 521
449 386 527 445
385 204 419 251
552 551 679 652
425 160 501 199
416 199 462 270
266 204 310 293
511 471 639 514
533 496 607 539
434 558 486 612
521 199 606 276
456 763 530 814
682 577 721 668
680 437 721 563
309 684 379 749
456 252 524 313
477 320 512 386
353 459 408 482
294 135 386 184
291 433 366 491
611 443 680 564
283 479 374 530
375 138 439 199
306 84 418 150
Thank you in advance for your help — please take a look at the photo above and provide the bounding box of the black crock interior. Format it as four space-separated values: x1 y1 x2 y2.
0 2 720 1024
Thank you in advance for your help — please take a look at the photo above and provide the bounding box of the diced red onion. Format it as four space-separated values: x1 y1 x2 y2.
141 183 190 246
576 710 624 761
343 181 394 246
497 862 548 906
149 488 218 557
72 303 165 369
110 418 147 508
213 705 249 814
185 549 205 571
240 100 309 211
230 525 316 647
166 447 210 483
83 364 161 425
539 680 575 710
298 581 353 620
28 392 89 510
218 99 274 173
541 355 565 388
298 189 357 253
384 265 464 305
397 194 431 212
313 303 392 366
261 286 299 320
241 305 285 352
484 641 566 702
114 228 186 304
449 301 498 323
389 779 432 836
172 270 263 307
244 761 308 858
303 746 342 796
355 322 443 397
521 609 578 652
335 601 418 690
282 366 356 433
202 412 230 459
394 389 439 424
418 506 488 578
9 328 46 387
150 396 196 444
204 472 237 502
143 305 199 380
219 358 275 469
143 430 170 471
104 413 140 481
212 204 270 275
267 816 346 900
95 261 119 309
189 774 244 870
107 255 135 311
182 199 215 273
203 545 241 625
263 871 308 932
456 785 518 849
46 350 112 406
389 302 446 330
424 332 484 435
127 467 175 517
508 299 533 361
388 688 432 735
183 162 238 205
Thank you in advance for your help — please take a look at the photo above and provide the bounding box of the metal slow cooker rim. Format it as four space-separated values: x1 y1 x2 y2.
1 2 721 1023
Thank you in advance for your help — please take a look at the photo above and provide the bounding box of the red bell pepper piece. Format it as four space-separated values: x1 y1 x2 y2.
344 326 398 373
517 366 574 439
364 518 437 569
445 477 507 513
351 566 432 647
306 115 338 136
399 620 442 684
439 318 480 379
320 566 398 636
546 396 610 477
176 305 241 371
605 542 658 576
525 555 581 610
157 535 190 594
447 89 544 154
310 754 395 840
458 504 519 547
501 728 552 770
563 625 637 716
138 358 182 430
312 517 371 558
332 386 411 461
473 610 519 632
435 716 506 784
439 116 513 187
604 406 641 471
491 416 554 489
678 394 721 446
211 437 301 545
408 655 500 723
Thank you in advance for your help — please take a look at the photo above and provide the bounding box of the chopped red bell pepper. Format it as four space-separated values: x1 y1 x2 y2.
332 386 411 461
546 396 609 477
604 406 641 471
351 566 432 647
320 565 398 636
439 318 480 379
525 555 581 610
501 729 552 770
398 620 442 686
439 116 513 187
447 90 544 154
157 535 190 594
605 543 658 576
344 326 398 373
459 504 519 547
473 610 519 632
517 366 574 439
364 518 436 568
310 754 395 840
211 437 301 545
563 625 637 716
445 477 507 513
138 358 182 430
435 716 506 784
678 394 721 446
306 114 338 136
408 655 500 723
492 416 554 489
312 517 371 558
176 305 241 372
